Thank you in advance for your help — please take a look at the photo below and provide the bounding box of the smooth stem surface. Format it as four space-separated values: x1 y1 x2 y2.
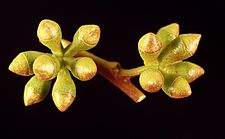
76 51 146 102
119 66 149 77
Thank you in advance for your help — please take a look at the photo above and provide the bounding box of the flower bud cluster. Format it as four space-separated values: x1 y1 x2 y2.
9 19 100 112
138 23 204 98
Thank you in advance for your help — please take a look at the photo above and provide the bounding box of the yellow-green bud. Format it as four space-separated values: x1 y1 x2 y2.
167 76 192 99
37 19 62 55
65 57 97 81
24 76 51 106
52 68 76 112
33 54 60 80
9 51 43 76
162 61 204 83
157 23 179 49
64 25 100 56
138 33 161 54
139 69 164 93
138 33 161 67
159 34 201 65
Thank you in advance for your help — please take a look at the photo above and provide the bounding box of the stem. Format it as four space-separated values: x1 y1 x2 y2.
52 44 64 56
76 51 146 102
61 39 146 102
119 66 149 77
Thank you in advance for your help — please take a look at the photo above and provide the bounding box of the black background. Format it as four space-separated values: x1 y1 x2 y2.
1 0 225 138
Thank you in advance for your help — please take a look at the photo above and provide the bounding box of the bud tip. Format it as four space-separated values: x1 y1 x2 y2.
53 92 75 112
79 25 100 46
168 76 192 99
181 34 201 55
188 65 205 82
24 88 44 106
37 19 61 41
9 53 31 76
139 69 164 93
75 57 97 81
138 33 161 54
33 54 59 80
165 23 179 34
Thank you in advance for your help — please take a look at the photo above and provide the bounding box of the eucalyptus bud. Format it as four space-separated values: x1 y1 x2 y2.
24 76 51 106
52 68 76 112
37 19 63 55
138 33 161 67
162 75 191 99
33 54 60 80
64 25 100 56
64 57 97 81
9 51 43 76
159 34 201 65
162 61 204 83
167 76 192 98
139 69 164 93
157 23 179 49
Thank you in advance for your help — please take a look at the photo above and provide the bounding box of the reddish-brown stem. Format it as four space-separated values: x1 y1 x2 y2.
76 51 146 102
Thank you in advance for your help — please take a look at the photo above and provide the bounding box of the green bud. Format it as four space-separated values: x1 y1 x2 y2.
24 76 52 106
164 76 192 99
138 33 161 67
64 57 97 81
64 25 100 56
9 51 43 76
161 61 204 83
37 19 63 55
157 23 179 49
139 69 164 93
158 34 201 65
33 54 60 80
52 68 76 112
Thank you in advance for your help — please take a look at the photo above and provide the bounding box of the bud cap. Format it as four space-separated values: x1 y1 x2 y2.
139 69 164 93
168 76 192 98
33 54 60 80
